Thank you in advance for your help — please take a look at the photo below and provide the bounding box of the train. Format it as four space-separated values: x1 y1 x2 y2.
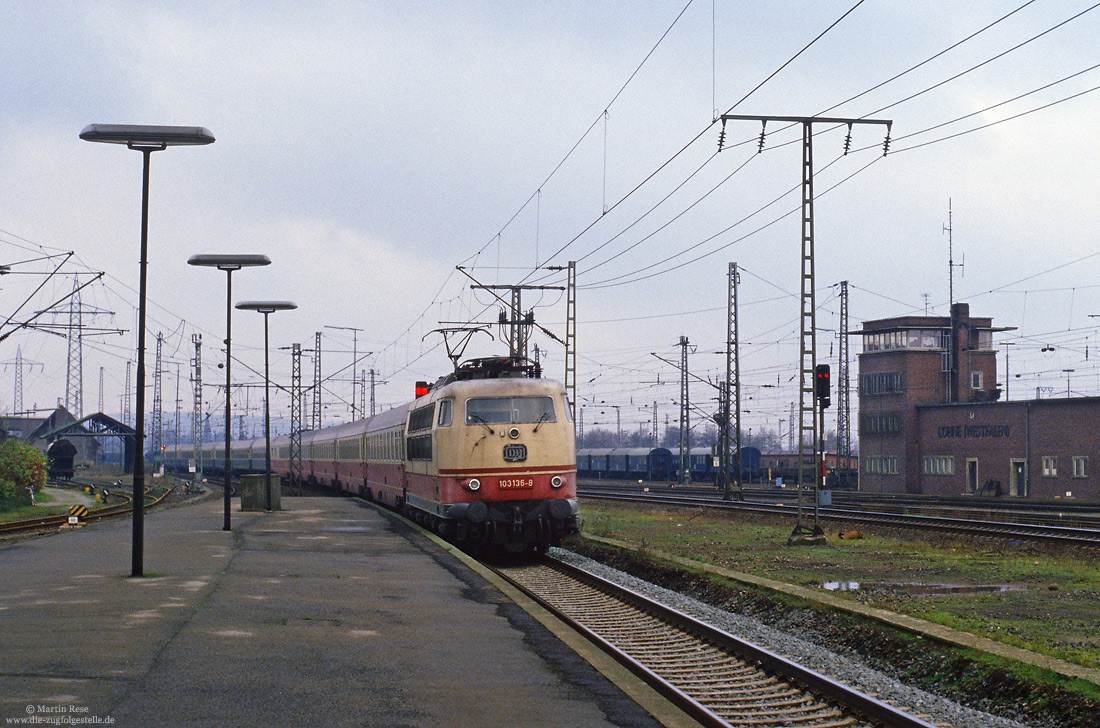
163 357 579 552
576 446 762 484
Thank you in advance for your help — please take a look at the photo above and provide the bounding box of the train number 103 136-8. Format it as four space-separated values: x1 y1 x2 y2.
498 478 534 490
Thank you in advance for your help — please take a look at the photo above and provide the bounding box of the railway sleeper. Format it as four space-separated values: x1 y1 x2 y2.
676 665 761 680
702 693 816 710
712 708 840 725
688 687 802 702
657 658 766 676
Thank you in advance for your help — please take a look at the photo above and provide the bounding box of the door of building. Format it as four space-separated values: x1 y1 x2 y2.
1009 459 1027 497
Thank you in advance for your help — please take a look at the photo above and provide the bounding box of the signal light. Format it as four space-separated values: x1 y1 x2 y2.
815 364 831 409
415 381 430 398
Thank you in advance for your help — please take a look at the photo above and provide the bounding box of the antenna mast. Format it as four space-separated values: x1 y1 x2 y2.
945 198 965 309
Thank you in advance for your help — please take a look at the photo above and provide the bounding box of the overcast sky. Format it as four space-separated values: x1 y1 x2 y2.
3 0 1099 443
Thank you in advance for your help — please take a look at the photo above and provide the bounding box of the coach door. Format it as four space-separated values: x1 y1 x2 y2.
1009 459 1027 497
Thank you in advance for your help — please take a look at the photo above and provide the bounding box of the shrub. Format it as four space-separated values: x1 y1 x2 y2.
0 439 47 504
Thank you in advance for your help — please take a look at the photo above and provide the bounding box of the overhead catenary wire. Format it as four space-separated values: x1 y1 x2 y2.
529 3 1100 297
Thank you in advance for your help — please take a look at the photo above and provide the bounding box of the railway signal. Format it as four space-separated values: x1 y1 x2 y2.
815 364 831 409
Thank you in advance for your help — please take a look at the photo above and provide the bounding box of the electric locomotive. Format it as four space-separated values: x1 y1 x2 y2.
165 356 578 553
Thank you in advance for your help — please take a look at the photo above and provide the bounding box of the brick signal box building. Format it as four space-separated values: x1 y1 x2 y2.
858 303 1100 502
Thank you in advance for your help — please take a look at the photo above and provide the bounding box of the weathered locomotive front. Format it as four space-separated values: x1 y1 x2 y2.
404 359 578 552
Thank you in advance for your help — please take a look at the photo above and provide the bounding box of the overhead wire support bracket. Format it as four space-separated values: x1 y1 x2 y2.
719 113 892 545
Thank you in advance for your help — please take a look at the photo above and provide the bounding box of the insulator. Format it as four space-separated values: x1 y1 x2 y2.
757 122 767 154
882 132 891 157
843 123 853 156
717 123 726 152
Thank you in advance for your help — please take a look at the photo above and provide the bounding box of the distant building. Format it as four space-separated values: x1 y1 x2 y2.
0 407 100 466
858 303 1099 501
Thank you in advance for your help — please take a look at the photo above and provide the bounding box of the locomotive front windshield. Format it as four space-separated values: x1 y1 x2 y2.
466 396 557 425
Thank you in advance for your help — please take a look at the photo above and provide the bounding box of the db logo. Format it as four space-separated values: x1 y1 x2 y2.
503 444 527 462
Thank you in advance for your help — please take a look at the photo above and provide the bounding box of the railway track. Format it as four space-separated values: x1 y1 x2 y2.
581 482 1100 527
0 482 176 539
493 557 936 728
577 486 1100 546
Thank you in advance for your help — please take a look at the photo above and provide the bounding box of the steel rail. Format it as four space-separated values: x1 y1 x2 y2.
0 482 176 538
581 481 1100 525
576 488 1100 546
494 556 936 728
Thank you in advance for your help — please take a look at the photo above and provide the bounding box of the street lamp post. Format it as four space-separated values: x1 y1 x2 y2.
80 124 214 577
236 301 297 510
187 254 271 530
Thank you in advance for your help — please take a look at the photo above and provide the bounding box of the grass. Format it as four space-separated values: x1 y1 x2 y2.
577 498 1100 670
569 509 1100 728
0 490 70 522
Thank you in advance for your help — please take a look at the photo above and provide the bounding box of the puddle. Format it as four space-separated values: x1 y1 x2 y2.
822 580 1025 596
823 581 861 592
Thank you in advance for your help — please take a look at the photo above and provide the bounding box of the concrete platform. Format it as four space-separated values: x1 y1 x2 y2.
0 495 683 728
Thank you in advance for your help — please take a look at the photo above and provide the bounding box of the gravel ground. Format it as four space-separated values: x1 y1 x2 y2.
551 547 1046 728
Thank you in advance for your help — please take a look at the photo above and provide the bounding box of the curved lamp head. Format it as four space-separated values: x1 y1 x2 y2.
188 254 271 272
80 124 215 147
236 301 297 314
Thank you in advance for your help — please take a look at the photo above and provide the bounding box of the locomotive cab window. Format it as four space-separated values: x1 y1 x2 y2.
466 396 556 425
438 399 453 426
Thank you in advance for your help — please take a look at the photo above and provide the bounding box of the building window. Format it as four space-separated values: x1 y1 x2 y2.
860 412 901 435
971 371 983 389
923 455 955 476
863 329 946 352
1042 456 1057 477
865 456 899 475
1072 456 1087 478
861 372 905 396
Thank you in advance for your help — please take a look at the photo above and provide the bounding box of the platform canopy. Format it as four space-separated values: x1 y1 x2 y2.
37 413 138 474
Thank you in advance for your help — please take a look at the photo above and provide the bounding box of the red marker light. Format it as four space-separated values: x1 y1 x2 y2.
415 381 430 398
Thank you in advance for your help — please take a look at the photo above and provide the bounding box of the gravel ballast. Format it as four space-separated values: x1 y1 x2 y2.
551 547 1050 728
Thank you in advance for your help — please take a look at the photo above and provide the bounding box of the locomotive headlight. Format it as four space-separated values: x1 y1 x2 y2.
508 427 520 439
466 478 481 492
550 476 564 489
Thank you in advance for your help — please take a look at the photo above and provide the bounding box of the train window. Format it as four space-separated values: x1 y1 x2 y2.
407 433 432 461
438 399 453 426
409 404 435 432
466 396 557 425
339 438 359 460
512 396 557 423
